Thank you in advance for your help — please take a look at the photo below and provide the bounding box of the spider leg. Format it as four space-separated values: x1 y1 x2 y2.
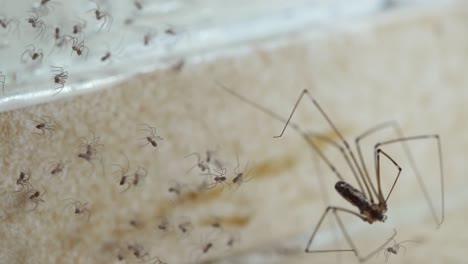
306 206 396 263
105 13 113 31
34 21 45 39
83 208 91 222
400 245 407 256
14 183 26 193
120 182 132 192
26 200 39 212
20 49 32 63
376 134 444 228
65 200 79 210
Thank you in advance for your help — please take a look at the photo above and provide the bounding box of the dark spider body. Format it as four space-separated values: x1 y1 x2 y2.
335 181 387 223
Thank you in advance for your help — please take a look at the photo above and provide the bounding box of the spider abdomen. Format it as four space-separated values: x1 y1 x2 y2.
335 181 387 222
335 181 371 213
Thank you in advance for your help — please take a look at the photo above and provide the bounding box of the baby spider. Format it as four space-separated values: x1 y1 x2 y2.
202 242 213 254
131 166 147 187
380 236 419 262
88 1 113 31
167 180 186 197
50 159 70 177
65 35 89 58
155 216 174 237
202 168 230 191
0 16 19 33
53 26 60 40
127 243 149 260
20 45 43 64
72 18 86 35
15 169 33 192
51 66 68 95
26 185 47 212
78 131 103 162
206 149 224 170
139 124 163 150
34 0 59 15
209 217 223 229
185 152 210 174
100 51 110 62
32 116 56 138
175 216 193 236
64 199 91 221
48 28 69 55
178 220 193 234
143 29 157 46
226 233 241 248
133 0 143 10
25 11 46 39
113 154 132 192
189 235 216 263
232 154 254 188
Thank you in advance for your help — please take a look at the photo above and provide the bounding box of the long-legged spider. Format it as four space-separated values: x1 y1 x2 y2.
113 153 132 192
33 0 60 16
20 45 43 64
202 167 230 191
221 85 444 262
185 152 211 174
77 132 104 178
0 16 20 34
49 29 69 55
88 1 113 31
26 185 47 212
15 169 33 192
51 66 68 95
64 199 91 222
232 153 253 188
379 235 419 262
78 131 103 163
25 11 46 39
139 124 163 150
49 159 70 177
72 18 87 35
65 35 89 58
131 166 147 187
32 115 56 138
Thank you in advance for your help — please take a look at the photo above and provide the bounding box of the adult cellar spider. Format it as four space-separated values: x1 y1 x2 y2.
221 85 444 262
